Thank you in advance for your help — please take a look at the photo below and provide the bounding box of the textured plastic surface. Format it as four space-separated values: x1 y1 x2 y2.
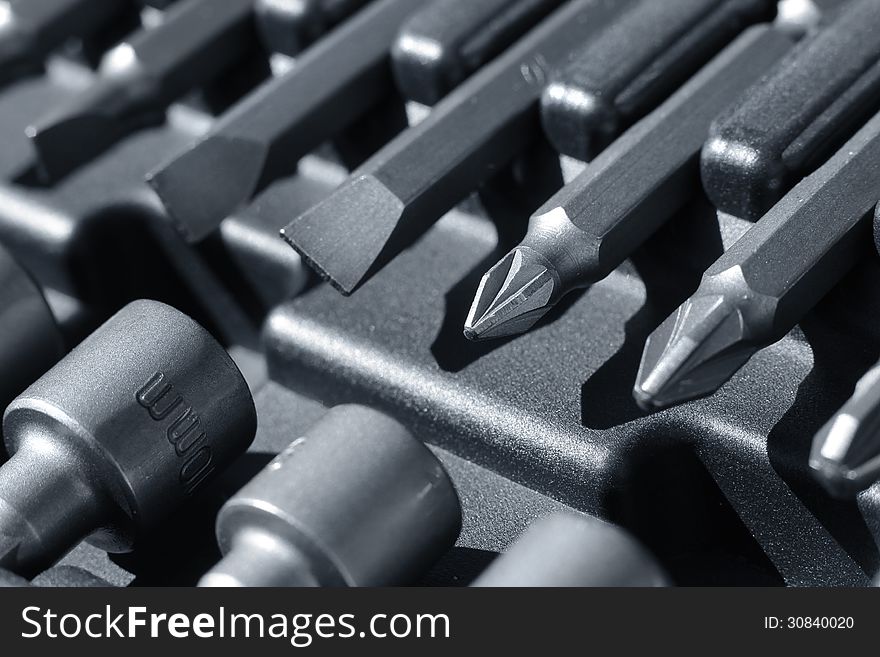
0 0 875 587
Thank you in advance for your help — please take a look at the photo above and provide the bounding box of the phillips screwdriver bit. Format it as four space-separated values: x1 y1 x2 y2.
0 300 256 577
391 0 565 106
255 0 369 56
0 0 129 87
472 513 669 586
633 110 880 411
281 0 637 296
199 405 461 587
0 242 64 409
149 0 423 243
702 0 880 220
810 359 880 498
541 0 776 162
464 26 793 341
27 0 258 183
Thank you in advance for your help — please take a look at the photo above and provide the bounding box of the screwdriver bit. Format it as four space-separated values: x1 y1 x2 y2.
0 300 256 577
391 0 565 106
149 0 423 243
702 0 880 220
27 0 258 183
464 26 793 341
282 0 637 296
634 110 880 411
0 242 64 409
199 405 461 587
472 513 669 586
0 0 129 87
541 0 775 162
810 359 880 498
255 0 369 56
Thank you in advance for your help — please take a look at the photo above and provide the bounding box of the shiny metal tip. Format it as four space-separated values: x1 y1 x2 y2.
463 247 560 341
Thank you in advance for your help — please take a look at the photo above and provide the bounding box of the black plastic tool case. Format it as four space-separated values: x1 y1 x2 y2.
1 3 879 587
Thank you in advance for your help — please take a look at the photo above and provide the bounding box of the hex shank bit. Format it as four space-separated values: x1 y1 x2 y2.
634 110 880 410
0 242 64 408
27 0 257 182
0 0 128 86
702 0 880 220
811 360 880 498
391 0 566 106
199 405 461 587
149 0 424 243
281 0 636 296
541 0 776 161
464 26 794 341
473 514 668 586
0 300 256 577
255 0 369 56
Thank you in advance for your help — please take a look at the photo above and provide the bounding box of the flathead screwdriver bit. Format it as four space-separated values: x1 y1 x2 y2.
810 359 880 498
0 241 64 408
464 26 793 341
541 0 776 162
27 0 258 183
0 300 256 578
255 0 369 56
702 0 880 220
199 405 461 587
472 513 669 587
391 0 566 106
281 0 637 296
0 0 129 87
634 109 880 411
149 0 424 243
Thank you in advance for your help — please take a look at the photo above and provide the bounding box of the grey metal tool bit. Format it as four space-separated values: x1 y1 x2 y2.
255 0 369 56
0 0 128 86
281 0 636 296
811 359 880 498
391 0 566 106
149 0 423 243
541 0 776 162
702 0 880 220
634 110 880 411
27 0 258 182
0 300 256 578
472 513 669 586
464 26 793 341
199 405 461 587
0 242 63 408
